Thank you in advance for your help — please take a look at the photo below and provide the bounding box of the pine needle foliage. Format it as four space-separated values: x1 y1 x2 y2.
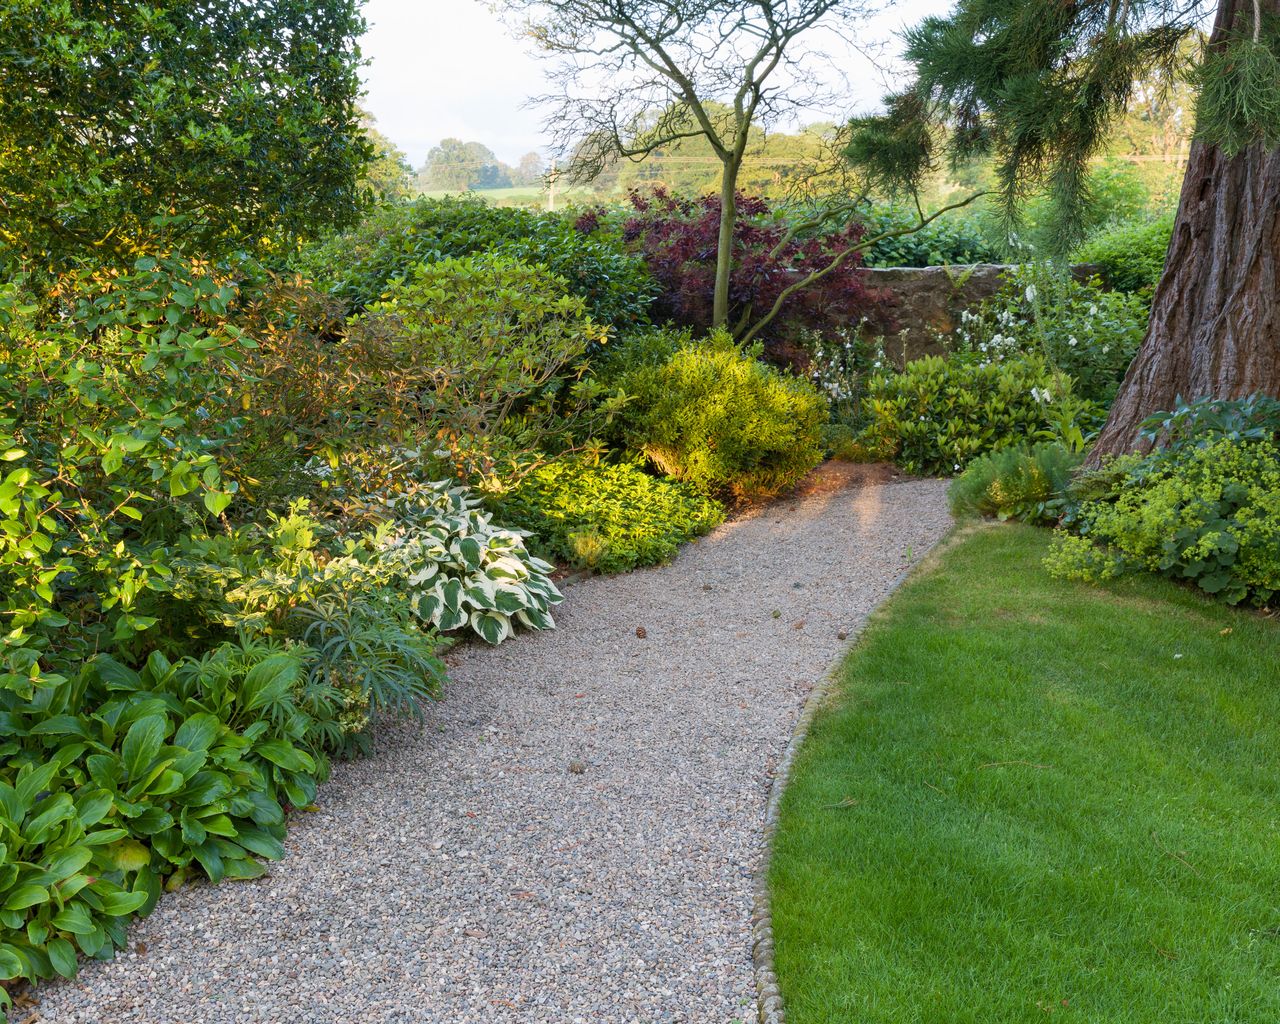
848 0 1278 252
1194 24 1280 153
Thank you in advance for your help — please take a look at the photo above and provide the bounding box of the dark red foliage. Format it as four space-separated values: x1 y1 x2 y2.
610 187 894 367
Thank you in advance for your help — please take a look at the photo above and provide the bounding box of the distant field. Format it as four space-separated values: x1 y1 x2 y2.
416 185 603 206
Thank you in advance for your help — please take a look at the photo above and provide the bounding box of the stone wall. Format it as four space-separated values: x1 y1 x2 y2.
865 264 1099 367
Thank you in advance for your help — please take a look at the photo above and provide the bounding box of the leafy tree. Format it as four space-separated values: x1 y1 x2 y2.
513 151 550 187
0 0 370 273
418 138 514 191
609 187 893 361
850 0 1280 456
361 115 416 202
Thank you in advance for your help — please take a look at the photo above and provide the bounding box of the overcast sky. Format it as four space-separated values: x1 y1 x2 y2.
359 0 953 169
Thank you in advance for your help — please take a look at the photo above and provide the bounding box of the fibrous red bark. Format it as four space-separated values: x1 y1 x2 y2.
1088 0 1280 461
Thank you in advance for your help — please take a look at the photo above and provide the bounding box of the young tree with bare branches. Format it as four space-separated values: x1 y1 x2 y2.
496 0 982 336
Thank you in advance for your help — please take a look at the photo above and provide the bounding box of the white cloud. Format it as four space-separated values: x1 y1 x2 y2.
361 0 549 167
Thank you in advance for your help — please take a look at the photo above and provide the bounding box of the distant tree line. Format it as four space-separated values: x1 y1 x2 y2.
417 139 548 192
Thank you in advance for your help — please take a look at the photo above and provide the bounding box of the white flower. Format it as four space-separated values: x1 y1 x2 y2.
1102 345 1110 354
1025 284 1038 302
1030 386 1053 404
1068 336 1078 347
1088 303 1098 316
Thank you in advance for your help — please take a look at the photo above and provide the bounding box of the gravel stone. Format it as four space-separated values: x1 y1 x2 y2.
34 476 950 1024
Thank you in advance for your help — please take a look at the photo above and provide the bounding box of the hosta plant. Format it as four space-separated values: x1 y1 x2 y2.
0 639 329 1010
377 482 562 645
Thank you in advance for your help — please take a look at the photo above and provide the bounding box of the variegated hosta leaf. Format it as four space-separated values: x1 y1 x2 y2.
407 562 439 586
515 606 555 631
437 604 470 632
469 610 513 645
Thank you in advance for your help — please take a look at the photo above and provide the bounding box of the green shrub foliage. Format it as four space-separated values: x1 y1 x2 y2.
362 254 618 487
0 0 369 274
1047 436 1280 606
1073 215 1174 295
860 354 1103 476
859 205 1000 268
293 195 655 326
0 255 571 1007
494 457 725 574
947 443 1082 524
617 330 826 499
955 264 1149 404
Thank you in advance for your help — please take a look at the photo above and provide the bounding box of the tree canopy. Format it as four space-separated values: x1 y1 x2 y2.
361 116 416 202
0 0 370 272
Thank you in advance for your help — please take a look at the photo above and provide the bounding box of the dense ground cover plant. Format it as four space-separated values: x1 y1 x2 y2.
615 330 826 499
859 353 1103 476
1074 214 1175 294
293 195 655 326
955 263 1149 404
858 205 999 268
947 442 1081 524
362 255 620 488
770 525 1280 1023
493 457 725 574
609 188 893 366
1047 395 1280 606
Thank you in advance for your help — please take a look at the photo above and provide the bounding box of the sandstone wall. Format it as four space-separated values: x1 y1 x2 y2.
866 264 1099 367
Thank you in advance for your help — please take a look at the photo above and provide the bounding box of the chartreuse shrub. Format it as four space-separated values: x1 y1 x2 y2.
616 329 826 500
1074 214 1174 295
362 254 621 489
1047 436 1280 607
493 457 725 574
293 195 655 326
860 354 1103 476
947 442 1082 524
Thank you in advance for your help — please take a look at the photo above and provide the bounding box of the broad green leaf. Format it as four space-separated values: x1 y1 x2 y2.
173 712 219 753
121 714 166 781
255 739 313 773
52 902 95 935
99 890 147 917
2 884 48 912
46 937 77 978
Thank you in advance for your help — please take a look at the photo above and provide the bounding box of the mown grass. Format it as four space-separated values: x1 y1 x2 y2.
770 523 1280 1024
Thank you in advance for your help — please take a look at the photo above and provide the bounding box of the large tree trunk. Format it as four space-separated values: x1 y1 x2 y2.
1088 0 1280 462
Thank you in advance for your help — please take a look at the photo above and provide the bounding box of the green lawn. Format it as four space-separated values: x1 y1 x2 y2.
770 523 1280 1024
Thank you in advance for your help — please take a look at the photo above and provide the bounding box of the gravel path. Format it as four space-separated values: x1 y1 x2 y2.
36 472 950 1024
